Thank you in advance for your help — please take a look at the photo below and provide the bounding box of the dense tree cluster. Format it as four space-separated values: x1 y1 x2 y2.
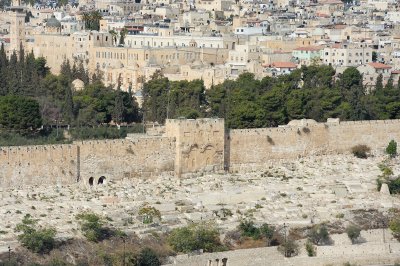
0 44 140 132
143 66 400 129
142 71 206 123
82 11 102 31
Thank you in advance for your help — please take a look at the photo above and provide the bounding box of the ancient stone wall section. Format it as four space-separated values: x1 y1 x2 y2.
3 118 400 188
165 118 225 176
0 144 78 188
0 136 176 189
228 118 400 171
77 136 176 185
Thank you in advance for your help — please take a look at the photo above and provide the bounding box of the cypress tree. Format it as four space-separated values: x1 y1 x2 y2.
8 51 19 94
0 43 8 94
113 79 124 124
64 84 74 124
71 62 78 79
60 59 72 81
376 74 383 90
386 76 394 90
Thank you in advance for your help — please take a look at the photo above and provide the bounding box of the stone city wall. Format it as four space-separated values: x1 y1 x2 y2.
2 118 400 188
78 136 176 185
0 144 78 188
228 118 400 172
0 135 176 189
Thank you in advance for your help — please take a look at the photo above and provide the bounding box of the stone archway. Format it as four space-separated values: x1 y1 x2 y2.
98 176 106 185
88 177 94 186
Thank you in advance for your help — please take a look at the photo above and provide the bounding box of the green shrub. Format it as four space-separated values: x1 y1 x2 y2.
379 163 393 179
389 218 400 241
389 178 400 194
386 140 397 158
308 224 330 245
346 225 361 244
237 220 275 244
260 223 275 246
138 206 161 224
351 144 370 159
238 220 261 240
76 212 111 242
136 248 161 266
305 241 316 256
167 223 225 253
278 238 299 257
15 214 56 254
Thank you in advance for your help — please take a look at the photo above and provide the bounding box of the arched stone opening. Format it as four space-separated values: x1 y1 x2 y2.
88 177 94 186
98 176 106 185
222 258 228 266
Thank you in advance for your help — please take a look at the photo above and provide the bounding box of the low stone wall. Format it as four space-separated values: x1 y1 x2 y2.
165 243 400 266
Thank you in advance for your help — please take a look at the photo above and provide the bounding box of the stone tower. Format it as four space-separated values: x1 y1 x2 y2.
8 0 26 54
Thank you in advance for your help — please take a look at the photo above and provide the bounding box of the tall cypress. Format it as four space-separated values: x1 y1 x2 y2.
8 51 19 94
60 59 72 81
376 74 383 91
64 84 74 124
113 79 124 124
0 43 8 94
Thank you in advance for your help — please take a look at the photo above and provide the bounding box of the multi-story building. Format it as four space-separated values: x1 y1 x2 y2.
321 42 373 67
357 62 392 91
292 46 323 65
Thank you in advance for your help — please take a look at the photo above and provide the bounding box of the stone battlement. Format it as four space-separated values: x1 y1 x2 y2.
1 118 400 188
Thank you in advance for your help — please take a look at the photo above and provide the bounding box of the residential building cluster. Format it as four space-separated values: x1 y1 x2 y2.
2 0 400 99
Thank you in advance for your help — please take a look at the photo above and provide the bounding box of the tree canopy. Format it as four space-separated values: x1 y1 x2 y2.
0 45 140 132
143 65 400 129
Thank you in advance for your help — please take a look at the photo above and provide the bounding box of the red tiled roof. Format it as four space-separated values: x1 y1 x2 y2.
368 62 392 69
391 70 400 74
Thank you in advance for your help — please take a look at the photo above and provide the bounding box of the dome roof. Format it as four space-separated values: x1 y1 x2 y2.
46 15 61 28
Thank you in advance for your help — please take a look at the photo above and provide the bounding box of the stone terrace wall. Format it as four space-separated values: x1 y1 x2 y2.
0 144 78 188
78 136 176 185
228 119 400 171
